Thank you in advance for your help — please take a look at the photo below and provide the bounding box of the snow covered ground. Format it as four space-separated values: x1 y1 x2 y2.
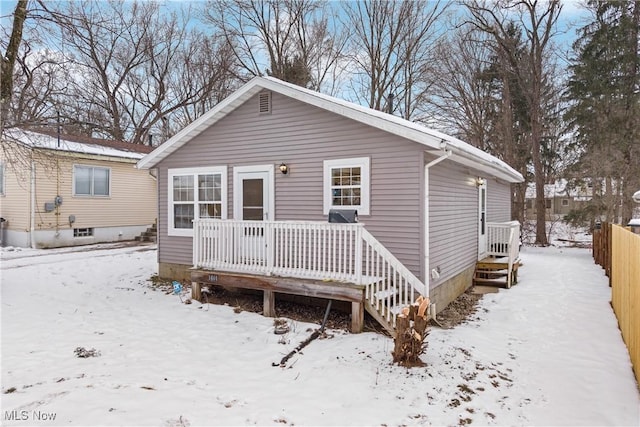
1 243 639 426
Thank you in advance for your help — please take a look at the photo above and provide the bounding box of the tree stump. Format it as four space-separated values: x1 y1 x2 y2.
392 295 430 367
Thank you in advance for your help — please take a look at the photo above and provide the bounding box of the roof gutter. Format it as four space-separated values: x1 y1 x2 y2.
425 140 452 168
423 143 452 305
445 143 524 183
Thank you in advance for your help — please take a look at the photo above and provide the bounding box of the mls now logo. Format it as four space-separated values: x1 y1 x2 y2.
4 410 57 421
4 411 29 421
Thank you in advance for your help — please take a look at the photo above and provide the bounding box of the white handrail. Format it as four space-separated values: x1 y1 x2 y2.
360 228 427 326
487 221 521 286
193 219 428 327
193 219 366 282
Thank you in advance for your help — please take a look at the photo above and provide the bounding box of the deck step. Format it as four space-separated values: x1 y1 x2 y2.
473 277 508 286
474 270 509 277
473 256 520 289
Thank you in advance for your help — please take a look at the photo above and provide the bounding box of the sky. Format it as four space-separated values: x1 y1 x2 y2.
1 229 639 426
1 0 592 52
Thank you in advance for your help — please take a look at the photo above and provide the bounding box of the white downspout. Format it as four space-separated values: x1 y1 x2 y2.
30 160 36 248
424 142 452 313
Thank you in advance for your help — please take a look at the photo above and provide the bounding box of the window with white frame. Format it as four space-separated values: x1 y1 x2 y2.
74 165 110 196
168 167 227 236
323 157 370 215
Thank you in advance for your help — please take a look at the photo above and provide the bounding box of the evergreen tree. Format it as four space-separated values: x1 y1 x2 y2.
566 0 640 224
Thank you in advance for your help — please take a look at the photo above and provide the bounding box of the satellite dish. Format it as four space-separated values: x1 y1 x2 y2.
633 190 640 204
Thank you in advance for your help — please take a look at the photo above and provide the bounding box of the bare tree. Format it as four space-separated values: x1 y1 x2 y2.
166 32 240 131
342 0 448 119
10 43 70 128
464 0 562 245
36 0 236 144
203 0 349 91
427 28 495 149
1 0 29 131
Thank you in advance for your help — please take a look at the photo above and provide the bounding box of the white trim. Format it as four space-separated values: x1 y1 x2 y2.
72 164 112 197
233 164 275 220
167 166 228 237
478 179 488 259
136 77 523 184
323 157 370 216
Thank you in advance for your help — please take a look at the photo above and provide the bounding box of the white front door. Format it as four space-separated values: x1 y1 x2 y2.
233 165 274 262
478 179 488 259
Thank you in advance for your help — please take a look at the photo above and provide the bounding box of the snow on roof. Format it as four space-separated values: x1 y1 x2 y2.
137 76 523 183
3 128 153 160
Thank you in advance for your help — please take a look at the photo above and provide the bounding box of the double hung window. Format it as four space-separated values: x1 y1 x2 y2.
323 157 370 215
168 167 227 236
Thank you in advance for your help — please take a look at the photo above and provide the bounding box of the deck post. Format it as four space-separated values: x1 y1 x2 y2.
191 281 201 301
351 301 364 333
263 290 276 317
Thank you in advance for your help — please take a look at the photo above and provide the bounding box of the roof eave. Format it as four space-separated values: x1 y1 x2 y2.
137 76 524 183
136 80 264 170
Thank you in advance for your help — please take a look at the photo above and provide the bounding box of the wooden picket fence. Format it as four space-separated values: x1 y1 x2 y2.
592 222 612 284
595 223 640 386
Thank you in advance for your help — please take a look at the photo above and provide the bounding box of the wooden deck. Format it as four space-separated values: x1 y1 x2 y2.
191 269 366 333
189 219 519 334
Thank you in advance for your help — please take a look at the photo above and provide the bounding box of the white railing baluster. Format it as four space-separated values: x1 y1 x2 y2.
192 219 433 329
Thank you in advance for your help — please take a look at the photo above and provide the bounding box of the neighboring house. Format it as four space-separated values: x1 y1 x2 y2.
137 76 523 333
525 180 592 221
0 129 157 248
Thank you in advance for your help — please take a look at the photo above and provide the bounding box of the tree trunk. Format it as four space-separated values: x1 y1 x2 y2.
392 296 430 367
0 0 28 130
512 182 526 224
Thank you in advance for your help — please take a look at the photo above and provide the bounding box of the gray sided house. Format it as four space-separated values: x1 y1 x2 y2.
137 77 523 334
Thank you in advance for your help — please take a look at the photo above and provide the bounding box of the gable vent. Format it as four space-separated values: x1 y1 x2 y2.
259 91 271 114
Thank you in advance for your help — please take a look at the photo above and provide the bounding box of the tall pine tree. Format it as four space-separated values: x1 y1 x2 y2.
566 0 640 224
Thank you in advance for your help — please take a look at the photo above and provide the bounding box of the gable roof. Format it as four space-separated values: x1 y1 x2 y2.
137 76 524 183
4 128 153 160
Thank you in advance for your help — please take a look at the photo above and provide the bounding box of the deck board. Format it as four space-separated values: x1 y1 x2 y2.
190 269 367 333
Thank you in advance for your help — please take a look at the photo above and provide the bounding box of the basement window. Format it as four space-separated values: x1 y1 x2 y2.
74 228 94 237
259 91 271 114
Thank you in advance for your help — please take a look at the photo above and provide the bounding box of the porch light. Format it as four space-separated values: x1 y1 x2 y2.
279 163 289 175
476 177 485 187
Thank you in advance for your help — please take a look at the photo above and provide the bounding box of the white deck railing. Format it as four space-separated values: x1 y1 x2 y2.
192 219 427 327
487 221 521 286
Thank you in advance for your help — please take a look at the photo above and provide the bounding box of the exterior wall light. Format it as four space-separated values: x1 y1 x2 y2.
279 163 289 175
476 177 485 187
